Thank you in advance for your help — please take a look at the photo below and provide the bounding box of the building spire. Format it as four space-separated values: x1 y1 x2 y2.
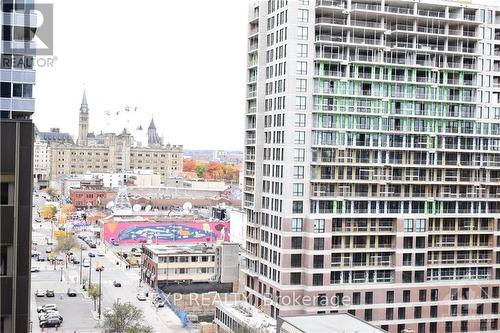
148 117 156 130
81 90 88 109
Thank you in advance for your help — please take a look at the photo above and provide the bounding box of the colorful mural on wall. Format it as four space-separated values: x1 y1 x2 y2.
103 220 230 244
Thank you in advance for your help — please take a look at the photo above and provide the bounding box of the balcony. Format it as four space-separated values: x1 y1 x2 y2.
386 6 412 15
352 3 382 12
316 0 345 8
418 9 445 18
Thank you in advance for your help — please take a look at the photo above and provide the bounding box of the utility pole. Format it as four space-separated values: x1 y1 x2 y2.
88 255 92 290
97 266 103 319
60 266 63 282
79 246 83 284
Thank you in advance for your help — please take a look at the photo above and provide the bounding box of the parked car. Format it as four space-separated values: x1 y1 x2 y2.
97 251 105 257
35 289 45 297
111 240 119 246
95 265 104 271
31 266 40 273
45 247 52 253
153 297 165 307
103 307 113 316
37 304 57 313
38 310 62 321
88 252 96 258
39 318 62 328
113 281 121 287
45 289 55 297
37 256 46 262
136 293 147 301
67 288 77 297
31 250 41 257
72 257 80 264
89 242 97 248
82 260 90 268
46 240 54 245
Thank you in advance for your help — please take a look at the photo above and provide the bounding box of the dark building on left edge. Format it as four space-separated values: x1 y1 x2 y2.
0 0 37 332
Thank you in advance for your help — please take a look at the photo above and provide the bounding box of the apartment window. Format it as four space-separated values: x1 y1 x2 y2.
451 288 458 300
462 288 469 300
480 319 487 332
492 319 498 330
451 304 457 317
386 308 393 320
416 237 425 248
403 253 412 266
402 271 412 283
403 290 411 303
493 303 498 314
365 292 373 304
461 321 468 332
291 254 302 268
314 219 325 233
296 79 307 93
414 306 422 319
298 9 309 23
403 237 413 249
293 166 304 179
431 289 439 301
291 218 303 232
418 323 425 333
0 82 11 98
297 44 308 58
297 26 308 40
294 148 305 162
313 255 324 268
317 294 326 306
461 304 468 316
419 289 427 302
292 201 303 213
297 61 307 75
295 114 306 127
398 307 405 320
445 322 453 333
313 238 324 250
290 272 301 285
415 219 426 232
415 253 425 266
477 303 484 315
430 305 437 318
481 287 488 299
493 287 499 298
386 290 394 304
312 273 323 286
296 96 306 110
294 131 305 144
404 219 413 232
0 245 8 276
364 309 372 321
291 237 302 249
353 292 360 305
292 183 304 197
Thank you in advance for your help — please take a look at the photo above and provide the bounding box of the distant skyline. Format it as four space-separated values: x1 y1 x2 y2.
34 0 248 150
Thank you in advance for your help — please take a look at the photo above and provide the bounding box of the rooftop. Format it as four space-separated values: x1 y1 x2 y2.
216 301 276 333
144 243 215 255
280 313 386 333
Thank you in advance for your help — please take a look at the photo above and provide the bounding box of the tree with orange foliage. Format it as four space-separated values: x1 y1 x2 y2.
61 204 76 214
183 159 197 172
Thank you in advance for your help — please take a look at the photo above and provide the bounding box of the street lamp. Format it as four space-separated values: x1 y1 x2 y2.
96 266 104 319
88 255 93 290
79 246 84 285
60 266 63 282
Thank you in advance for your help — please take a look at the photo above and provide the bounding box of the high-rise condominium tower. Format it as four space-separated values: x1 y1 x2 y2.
0 0 36 332
243 1 500 332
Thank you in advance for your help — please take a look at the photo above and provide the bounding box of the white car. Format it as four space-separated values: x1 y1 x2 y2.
31 266 40 273
82 260 90 267
136 293 147 301
97 251 105 257
45 247 52 253
37 304 57 313
35 289 45 297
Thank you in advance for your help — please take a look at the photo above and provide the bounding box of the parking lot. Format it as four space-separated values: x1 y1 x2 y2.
31 269 97 333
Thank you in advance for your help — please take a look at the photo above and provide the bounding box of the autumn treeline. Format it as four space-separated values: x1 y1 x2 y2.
183 159 240 182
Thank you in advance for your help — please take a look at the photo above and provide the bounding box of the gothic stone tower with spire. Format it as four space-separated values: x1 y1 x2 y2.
147 117 162 146
78 90 89 145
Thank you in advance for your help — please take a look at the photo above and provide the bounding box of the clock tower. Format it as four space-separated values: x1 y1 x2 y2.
77 90 89 145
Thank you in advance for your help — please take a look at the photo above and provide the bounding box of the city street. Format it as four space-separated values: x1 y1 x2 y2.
30 193 186 333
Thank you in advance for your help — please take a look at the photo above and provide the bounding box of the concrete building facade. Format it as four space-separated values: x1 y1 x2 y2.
242 1 500 333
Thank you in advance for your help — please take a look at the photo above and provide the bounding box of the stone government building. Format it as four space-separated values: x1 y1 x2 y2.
49 91 183 181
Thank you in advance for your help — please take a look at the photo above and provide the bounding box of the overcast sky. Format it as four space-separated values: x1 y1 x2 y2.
33 0 248 150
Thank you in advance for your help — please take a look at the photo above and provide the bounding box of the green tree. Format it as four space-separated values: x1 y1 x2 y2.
87 284 100 311
102 302 153 333
195 162 208 178
55 233 79 267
